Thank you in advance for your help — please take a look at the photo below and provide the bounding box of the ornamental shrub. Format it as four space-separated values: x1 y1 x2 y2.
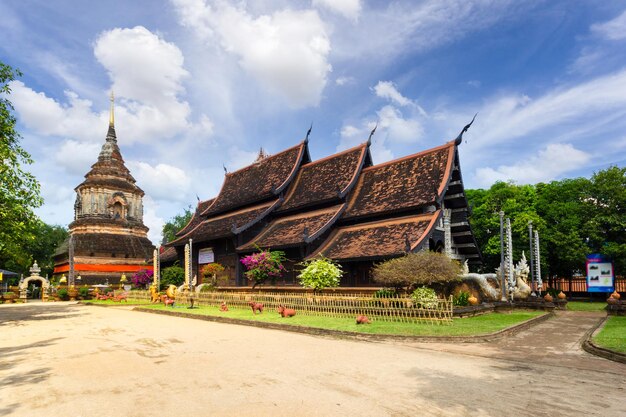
161 264 185 290
372 251 462 293
240 249 286 288
78 286 90 299
411 286 438 309
57 288 69 300
201 263 225 285
131 269 153 289
453 291 470 306
298 257 343 292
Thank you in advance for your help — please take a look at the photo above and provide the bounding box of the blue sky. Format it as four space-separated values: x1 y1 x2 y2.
2 0 626 244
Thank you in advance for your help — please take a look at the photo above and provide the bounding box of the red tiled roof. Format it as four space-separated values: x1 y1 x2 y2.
238 204 345 251
171 200 279 245
309 211 441 261
203 141 307 215
277 143 369 212
175 198 215 238
344 142 455 219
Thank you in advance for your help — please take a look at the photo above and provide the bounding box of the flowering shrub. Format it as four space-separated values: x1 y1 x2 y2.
240 249 286 288
298 257 342 291
201 263 225 278
411 286 439 309
131 269 153 289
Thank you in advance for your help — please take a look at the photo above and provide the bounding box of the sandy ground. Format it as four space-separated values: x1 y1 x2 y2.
0 303 624 417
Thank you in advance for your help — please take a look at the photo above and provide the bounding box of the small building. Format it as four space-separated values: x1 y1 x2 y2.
167 124 481 287
53 97 154 285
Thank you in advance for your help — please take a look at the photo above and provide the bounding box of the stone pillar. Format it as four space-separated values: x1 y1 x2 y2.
443 209 453 258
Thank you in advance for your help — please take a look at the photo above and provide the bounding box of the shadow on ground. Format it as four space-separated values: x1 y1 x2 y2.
0 304 82 327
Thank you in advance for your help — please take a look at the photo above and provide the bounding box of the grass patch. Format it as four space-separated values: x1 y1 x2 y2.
567 301 607 312
84 299 152 306
593 316 626 354
139 304 544 337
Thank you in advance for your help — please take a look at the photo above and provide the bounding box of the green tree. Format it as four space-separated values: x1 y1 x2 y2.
160 263 185 290
161 205 193 244
24 221 69 277
585 166 626 275
535 178 590 278
0 61 42 274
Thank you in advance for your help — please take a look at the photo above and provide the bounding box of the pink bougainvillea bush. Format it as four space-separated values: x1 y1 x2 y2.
240 249 286 288
131 269 153 289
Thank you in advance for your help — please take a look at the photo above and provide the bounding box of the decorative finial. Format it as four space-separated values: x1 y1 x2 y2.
453 113 477 146
109 91 115 126
223 163 228 174
367 123 378 145
305 122 313 143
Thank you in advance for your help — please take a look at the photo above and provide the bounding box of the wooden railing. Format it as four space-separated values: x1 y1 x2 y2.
545 277 625 293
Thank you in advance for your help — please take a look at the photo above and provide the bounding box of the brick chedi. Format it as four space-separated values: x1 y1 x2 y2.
167 123 481 287
53 95 154 285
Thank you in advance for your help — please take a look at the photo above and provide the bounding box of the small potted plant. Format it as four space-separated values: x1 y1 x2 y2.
2 291 17 303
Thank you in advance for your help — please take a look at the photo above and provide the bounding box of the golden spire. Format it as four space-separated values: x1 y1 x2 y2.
109 91 115 126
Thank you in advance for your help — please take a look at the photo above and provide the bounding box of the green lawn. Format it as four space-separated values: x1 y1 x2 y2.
593 316 626 354
567 301 607 312
83 298 152 306
138 304 544 337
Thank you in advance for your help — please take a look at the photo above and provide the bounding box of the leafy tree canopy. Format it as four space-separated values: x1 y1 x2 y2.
0 61 43 274
466 167 626 278
161 205 193 244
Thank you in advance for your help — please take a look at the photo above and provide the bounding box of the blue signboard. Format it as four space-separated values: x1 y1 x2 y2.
586 253 614 293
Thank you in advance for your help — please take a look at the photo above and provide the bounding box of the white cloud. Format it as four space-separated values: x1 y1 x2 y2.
9 81 103 141
332 0 520 60
591 9 626 40
94 26 189 105
335 76 355 86
127 161 192 203
313 0 361 21
376 105 424 143
54 140 101 175
171 0 332 108
142 196 165 245
373 81 413 107
475 143 590 187
93 26 202 143
469 69 626 148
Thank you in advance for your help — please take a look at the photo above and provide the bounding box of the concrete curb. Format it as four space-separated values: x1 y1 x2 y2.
132 307 553 344
581 316 626 364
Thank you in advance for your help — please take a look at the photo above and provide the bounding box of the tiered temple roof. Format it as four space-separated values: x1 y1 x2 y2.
309 212 440 261
168 124 481 285
203 141 309 216
238 204 345 250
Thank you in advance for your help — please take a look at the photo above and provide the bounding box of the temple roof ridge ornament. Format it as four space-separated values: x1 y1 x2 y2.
453 113 477 146
367 123 377 146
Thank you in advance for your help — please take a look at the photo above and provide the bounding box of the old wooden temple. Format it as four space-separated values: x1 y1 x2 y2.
166 124 481 287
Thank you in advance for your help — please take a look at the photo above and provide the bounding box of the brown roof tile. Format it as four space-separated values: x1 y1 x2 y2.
238 204 345 251
344 142 455 219
159 246 178 263
204 142 307 215
171 200 278 245
277 143 369 212
175 198 215 238
309 211 440 261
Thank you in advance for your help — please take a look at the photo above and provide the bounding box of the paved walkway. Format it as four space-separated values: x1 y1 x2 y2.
1 303 624 417
402 311 617 373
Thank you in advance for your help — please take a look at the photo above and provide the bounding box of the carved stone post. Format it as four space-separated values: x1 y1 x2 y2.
443 209 453 258
534 230 542 295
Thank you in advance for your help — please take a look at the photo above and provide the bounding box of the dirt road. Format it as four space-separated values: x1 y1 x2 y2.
1 303 624 416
